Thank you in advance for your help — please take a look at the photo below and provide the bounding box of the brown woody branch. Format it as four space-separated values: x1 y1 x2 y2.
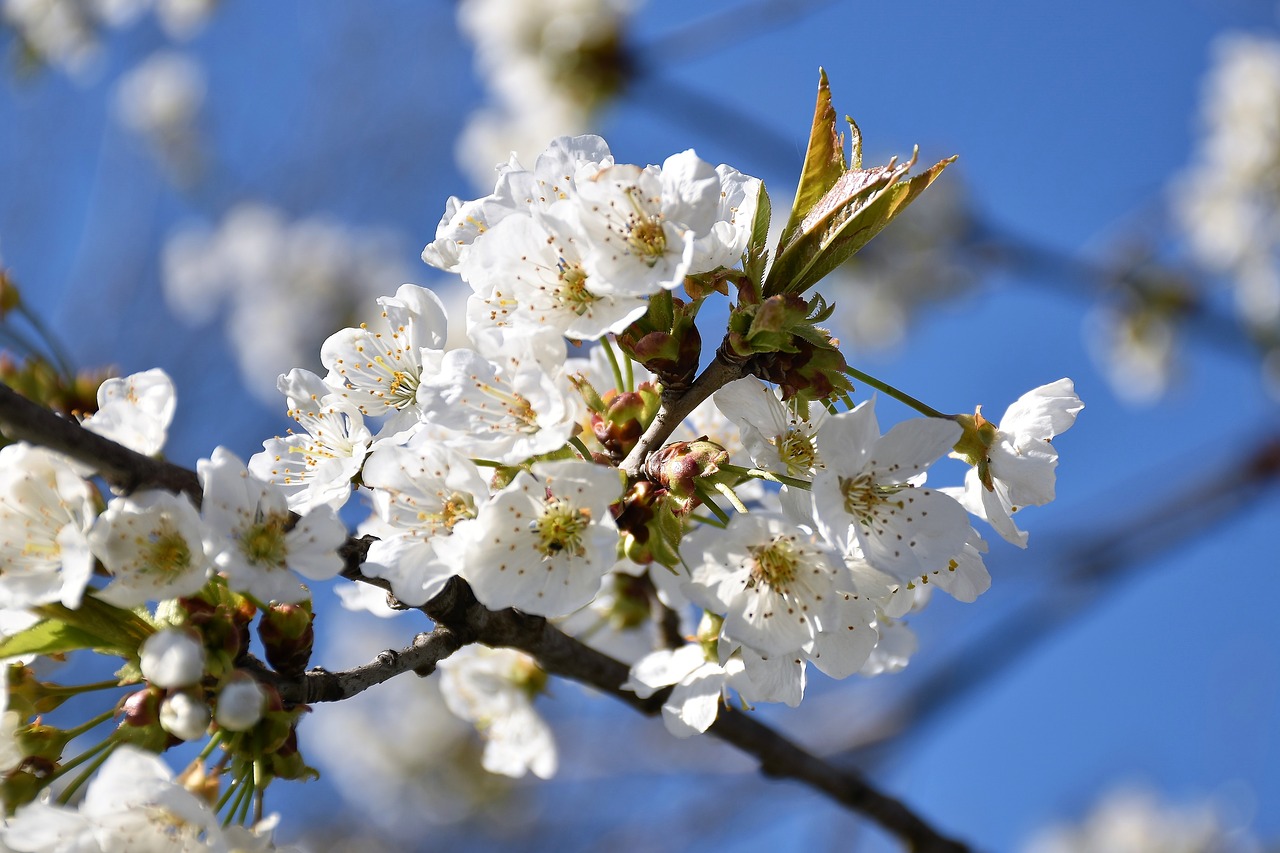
0 382 201 502
619 351 746 479
0 381 970 852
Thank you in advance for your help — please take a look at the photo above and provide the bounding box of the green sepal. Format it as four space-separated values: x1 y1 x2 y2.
952 411 999 491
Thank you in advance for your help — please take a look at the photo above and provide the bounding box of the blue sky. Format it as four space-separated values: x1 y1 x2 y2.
2 1 1279 849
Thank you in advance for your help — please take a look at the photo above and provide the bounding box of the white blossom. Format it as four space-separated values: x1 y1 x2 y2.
573 150 722 296
623 643 748 738
714 375 827 521
424 134 615 271
359 440 487 607
82 368 177 457
810 400 970 584
464 460 622 617
416 326 582 465
681 513 847 657
89 491 213 607
199 447 344 604
460 207 649 340
320 283 449 432
0 443 97 610
438 645 556 779
248 369 372 513
954 379 1082 547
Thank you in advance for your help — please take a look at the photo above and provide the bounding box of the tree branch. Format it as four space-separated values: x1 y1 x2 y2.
1 382 971 852
0 382 202 503
271 626 466 705
620 352 745 478
347 571 971 850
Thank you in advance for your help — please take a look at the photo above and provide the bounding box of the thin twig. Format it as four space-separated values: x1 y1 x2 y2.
619 353 745 479
272 626 466 705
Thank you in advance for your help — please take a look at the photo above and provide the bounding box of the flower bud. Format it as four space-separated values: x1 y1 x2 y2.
615 480 684 568
257 601 314 678
160 692 211 742
117 688 170 751
215 674 266 732
140 628 206 689
643 439 730 501
121 687 162 727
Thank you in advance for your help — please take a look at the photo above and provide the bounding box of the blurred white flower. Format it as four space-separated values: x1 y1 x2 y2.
115 50 205 139
139 627 205 688
2 0 213 79
454 0 634 188
162 204 416 402
215 673 267 731
159 691 210 741
439 645 557 779
1175 34 1280 335
1023 786 1259 853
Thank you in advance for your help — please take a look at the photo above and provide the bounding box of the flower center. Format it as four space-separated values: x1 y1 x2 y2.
775 428 819 476
838 474 908 525
556 262 598 315
240 513 289 567
623 188 667 265
748 535 801 592
534 498 591 559
420 491 476 536
144 527 192 577
386 367 421 409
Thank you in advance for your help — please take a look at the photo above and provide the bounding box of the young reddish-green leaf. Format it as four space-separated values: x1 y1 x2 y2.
767 151 957 295
777 69 847 254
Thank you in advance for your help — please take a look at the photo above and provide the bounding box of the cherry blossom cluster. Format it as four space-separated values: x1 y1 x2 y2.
1 0 213 78
454 0 633 187
0 107 1080 837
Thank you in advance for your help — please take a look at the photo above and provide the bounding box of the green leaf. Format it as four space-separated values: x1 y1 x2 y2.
777 69 847 254
20 595 157 658
766 152 957 296
0 619 117 659
743 182 773 290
